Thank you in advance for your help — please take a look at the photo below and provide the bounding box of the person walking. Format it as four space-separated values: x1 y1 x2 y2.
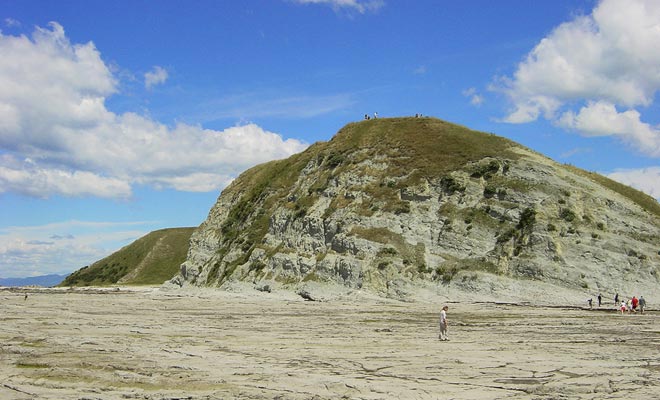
615 293 619 307
639 296 646 314
439 305 449 341
597 293 602 307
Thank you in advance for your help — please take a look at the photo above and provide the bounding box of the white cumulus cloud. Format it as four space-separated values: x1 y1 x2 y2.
291 0 384 14
0 22 308 199
608 167 660 200
558 101 660 156
0 220 153 278
0 159 132 198
4 18 21 28
496 0 660 156
463 87 484 107
144 65 168 89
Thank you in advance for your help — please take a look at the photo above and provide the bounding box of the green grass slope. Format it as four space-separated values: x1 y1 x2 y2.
217 117 522 233
226 117 659 222
60 227 195 286
223 117 522 201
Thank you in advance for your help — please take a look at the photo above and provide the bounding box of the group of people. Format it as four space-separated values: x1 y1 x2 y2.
589 293 647 313
440 291 649 340
362 112 425 120
614 293 646 314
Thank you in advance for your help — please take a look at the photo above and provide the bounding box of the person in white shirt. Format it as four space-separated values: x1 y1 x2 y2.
439 305 449 341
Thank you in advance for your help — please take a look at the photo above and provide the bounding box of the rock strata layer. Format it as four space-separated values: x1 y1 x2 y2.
171 117 660 301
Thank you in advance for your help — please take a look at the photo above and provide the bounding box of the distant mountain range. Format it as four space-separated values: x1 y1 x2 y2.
0 274 69 287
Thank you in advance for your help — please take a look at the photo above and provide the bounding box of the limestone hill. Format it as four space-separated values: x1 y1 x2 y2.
61 227 194 286
169 117 660 302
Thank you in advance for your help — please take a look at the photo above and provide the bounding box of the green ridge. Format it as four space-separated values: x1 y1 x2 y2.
60 227 195 286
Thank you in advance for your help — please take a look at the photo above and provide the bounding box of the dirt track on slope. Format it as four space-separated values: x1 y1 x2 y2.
1 287 659 399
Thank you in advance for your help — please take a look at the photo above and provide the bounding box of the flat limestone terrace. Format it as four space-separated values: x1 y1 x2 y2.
1 287 659 399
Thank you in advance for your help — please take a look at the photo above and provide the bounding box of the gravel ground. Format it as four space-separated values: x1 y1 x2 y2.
1 286 659 399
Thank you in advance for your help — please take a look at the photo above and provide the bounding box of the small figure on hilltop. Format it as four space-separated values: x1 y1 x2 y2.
627 298 633 313
597 293 602 307
364 114 369 120
632 296 639 312
639 296 646 313
374 112 378 119
587 298 593 309
615 292 619 307
439 305 449 341
24 293 28 301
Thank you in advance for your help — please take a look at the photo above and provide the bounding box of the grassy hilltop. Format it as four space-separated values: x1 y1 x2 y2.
61 227 194 286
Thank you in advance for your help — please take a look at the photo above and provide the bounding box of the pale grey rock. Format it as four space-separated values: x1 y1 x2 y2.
255 282 271 293
170 124 660 302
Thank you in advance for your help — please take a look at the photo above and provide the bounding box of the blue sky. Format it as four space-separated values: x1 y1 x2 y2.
2 0 660 278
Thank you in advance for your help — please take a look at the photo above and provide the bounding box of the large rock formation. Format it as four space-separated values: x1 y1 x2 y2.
171 117 660 301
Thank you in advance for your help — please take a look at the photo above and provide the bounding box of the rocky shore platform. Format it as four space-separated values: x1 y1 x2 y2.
1 286 659 399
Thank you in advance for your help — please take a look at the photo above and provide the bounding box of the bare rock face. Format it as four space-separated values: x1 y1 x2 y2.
172 118 660 301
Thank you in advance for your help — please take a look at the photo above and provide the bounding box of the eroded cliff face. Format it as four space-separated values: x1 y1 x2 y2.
171 118 660 300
